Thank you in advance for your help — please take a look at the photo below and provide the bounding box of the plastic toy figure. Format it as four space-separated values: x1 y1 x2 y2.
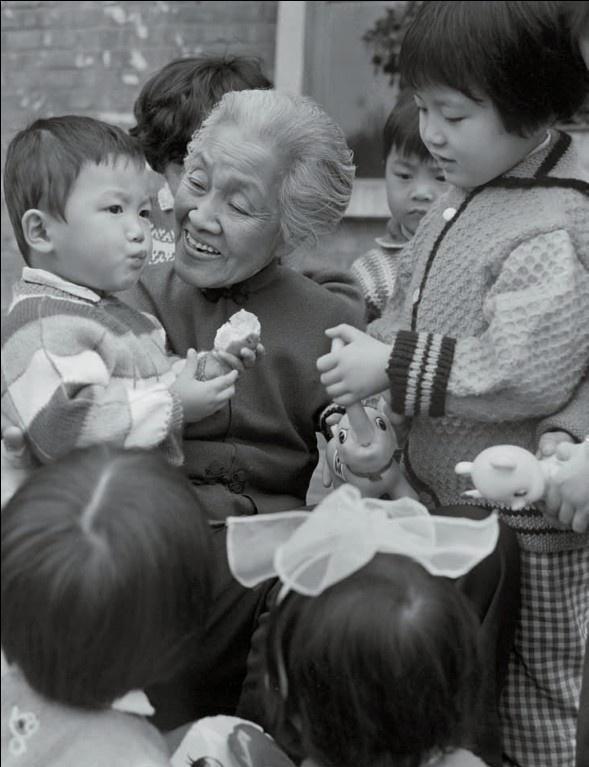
455 439 589 512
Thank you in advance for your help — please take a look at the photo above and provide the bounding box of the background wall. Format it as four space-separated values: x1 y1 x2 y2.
1 0 279 311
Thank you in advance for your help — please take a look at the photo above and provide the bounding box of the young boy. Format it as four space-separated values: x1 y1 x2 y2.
351 96 447 322
1 115 238 465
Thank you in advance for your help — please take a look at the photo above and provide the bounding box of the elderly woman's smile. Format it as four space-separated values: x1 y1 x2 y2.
183 230 222 259
173 123 284 288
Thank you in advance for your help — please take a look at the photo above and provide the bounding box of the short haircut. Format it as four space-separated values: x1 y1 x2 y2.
265 554 482 767
1 446 213 709
4 115 146 261
399 1 589 135
383 92 432 163
186 89 355 249
130 55 272 174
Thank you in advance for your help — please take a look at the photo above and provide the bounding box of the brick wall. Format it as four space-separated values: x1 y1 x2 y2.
1 0 278 311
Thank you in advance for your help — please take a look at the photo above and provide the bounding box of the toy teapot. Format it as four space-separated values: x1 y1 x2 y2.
322 340 417 500
455 439 589 511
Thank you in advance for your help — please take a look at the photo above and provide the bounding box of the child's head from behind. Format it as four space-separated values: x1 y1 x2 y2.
130 54 272 182
383 95 447 236
4 115 152 292
1 446 213 709
266 554 481 767
400 1 588 188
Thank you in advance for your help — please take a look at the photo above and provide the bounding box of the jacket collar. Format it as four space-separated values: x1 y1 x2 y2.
22 268 104 303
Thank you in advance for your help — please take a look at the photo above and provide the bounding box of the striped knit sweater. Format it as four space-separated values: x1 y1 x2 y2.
370 131 589 552
350 220 410 322
1 268 184 465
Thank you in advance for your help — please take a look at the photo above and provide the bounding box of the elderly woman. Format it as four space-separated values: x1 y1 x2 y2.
0 90 363 733
126 88 364 518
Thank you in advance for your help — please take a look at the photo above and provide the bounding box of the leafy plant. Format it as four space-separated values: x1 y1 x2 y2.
362 1 424 89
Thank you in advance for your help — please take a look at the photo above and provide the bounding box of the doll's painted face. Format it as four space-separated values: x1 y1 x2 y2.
173 123 285 289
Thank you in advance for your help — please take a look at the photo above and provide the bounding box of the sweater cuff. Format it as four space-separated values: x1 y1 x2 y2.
387 330 456 416
318 403 347 441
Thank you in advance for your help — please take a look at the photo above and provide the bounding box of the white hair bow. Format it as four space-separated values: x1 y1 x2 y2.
227 484 499 597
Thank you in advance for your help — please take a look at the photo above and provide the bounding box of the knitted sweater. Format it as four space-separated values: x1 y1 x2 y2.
350 219 410 322
1 268 183 465
370 132 589 552
122 259 364 517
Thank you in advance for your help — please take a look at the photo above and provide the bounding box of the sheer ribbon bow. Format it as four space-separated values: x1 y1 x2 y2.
227 484 499 597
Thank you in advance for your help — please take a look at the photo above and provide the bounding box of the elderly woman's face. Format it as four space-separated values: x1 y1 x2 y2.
173 124 285 288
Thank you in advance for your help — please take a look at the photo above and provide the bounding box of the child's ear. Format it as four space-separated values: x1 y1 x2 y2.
21 209 54 254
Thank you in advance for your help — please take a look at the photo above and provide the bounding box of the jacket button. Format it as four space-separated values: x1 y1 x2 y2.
442 207 457 222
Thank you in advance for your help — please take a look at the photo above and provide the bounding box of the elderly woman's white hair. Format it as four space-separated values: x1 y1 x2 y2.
184 89 355 249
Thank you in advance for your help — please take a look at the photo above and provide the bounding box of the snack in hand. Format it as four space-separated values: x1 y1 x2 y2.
214 309 261 355
196 310 262 381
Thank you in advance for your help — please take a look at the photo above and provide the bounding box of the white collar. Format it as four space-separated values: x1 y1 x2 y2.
112 689 155 716
22 267 104 304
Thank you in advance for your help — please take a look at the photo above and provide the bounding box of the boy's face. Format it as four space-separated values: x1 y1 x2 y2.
45 158 152 293
385 149 446 236
415 86 545 189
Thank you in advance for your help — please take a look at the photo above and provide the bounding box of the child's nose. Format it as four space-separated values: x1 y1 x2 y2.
421 115 445 149
411 185 435 202
127 222 145 242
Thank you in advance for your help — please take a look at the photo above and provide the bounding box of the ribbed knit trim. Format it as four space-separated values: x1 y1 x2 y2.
462 498 589 552
387 330 456 416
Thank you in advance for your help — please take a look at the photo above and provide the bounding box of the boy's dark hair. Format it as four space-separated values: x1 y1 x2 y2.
265 554 482 767
383 92 432 163
399 1 589 136
560 0 589 41
130 54 272 173
3 115 146 261
1 446 213 709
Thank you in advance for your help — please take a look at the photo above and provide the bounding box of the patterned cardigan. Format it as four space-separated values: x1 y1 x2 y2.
370 131 589 551
1 268 183 465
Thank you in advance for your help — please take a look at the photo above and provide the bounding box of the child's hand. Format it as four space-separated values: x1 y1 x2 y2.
536 430 574 459
542 441 589 534
172 349 238 422
317 325 391 406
